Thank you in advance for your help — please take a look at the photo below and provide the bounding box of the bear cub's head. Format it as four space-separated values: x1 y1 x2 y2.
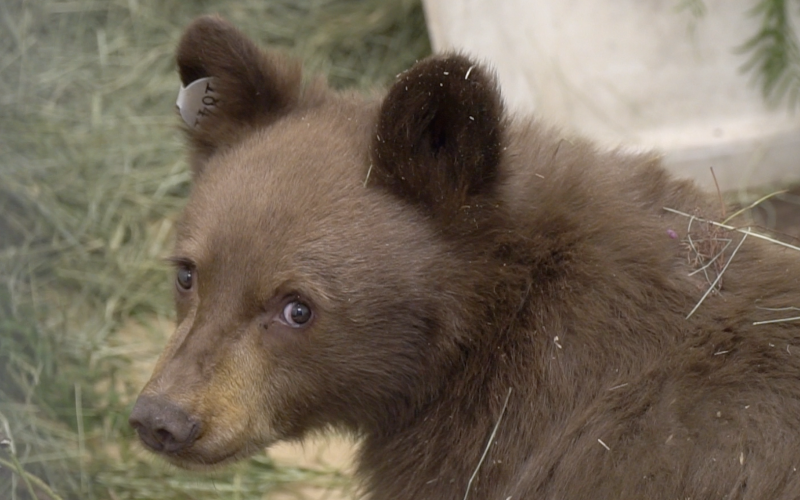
129 15 509 468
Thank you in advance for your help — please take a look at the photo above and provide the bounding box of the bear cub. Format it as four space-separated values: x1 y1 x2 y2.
130 15 800 500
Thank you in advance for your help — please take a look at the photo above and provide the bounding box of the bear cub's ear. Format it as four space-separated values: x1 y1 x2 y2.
176 15 302 172
371 55 505 217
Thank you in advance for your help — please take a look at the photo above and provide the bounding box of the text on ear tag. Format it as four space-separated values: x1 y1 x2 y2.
176 77 219 128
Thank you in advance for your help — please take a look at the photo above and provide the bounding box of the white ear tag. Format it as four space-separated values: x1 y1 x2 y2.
176 77 219 128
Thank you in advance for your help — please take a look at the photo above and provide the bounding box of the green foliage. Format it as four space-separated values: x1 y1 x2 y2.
678 0 800 109
739 0 800 109
676 0 708 18
0 0 430 498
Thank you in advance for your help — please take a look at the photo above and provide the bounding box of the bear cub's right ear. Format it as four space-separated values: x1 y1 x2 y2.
176 15 302 173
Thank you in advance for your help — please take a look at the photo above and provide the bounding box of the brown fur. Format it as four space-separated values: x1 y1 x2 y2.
130 15 800 499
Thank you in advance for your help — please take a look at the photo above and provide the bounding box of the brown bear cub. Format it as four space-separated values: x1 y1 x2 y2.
130 15 800 500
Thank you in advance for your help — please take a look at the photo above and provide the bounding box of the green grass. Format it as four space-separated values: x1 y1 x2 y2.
0 1 430 498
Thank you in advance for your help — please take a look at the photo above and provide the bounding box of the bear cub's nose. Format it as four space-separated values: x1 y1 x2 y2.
129 394 201 453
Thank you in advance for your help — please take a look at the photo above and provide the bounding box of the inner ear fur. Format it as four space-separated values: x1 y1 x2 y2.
176 15 302 171
371 54 505 215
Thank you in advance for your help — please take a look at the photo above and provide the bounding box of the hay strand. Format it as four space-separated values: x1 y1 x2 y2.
753 306 800 325
663 207 800 253
463 387 513 500
753 316 800 326
685 232 748 319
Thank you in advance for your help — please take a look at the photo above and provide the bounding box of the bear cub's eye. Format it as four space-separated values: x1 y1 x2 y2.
176 266 194 291
280 300 313 328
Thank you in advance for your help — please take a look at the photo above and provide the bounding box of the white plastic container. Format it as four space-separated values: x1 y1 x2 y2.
423 0 800 192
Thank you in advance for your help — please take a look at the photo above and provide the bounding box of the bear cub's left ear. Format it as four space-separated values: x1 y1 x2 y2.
371 55 505 217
